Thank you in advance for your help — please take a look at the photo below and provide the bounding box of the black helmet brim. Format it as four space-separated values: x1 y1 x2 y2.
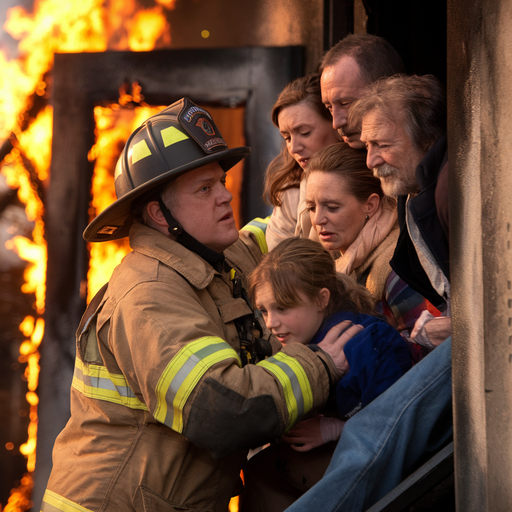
83 145 250 242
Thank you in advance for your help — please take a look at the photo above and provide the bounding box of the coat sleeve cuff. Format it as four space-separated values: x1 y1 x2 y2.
307 344 344 384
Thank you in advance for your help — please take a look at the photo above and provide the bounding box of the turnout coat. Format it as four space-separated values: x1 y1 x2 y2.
42 222 337 512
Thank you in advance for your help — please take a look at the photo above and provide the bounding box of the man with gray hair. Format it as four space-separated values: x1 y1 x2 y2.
355 74 450 322
320 34 405 148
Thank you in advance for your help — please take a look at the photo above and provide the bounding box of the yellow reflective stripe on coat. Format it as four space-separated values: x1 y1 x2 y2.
241 216 270 254
154 337 242 433
72 359 148 411
41 490 93 512
257 351 313 430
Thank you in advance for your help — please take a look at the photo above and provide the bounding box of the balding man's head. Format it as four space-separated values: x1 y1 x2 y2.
320 34 405 147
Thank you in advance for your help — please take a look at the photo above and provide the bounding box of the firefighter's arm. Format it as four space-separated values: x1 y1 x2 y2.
181 342 337 458
112 279 352 459
180 322 361 458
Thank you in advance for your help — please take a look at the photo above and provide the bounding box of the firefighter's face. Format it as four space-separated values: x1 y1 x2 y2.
171 162 239 253
254 282 329 346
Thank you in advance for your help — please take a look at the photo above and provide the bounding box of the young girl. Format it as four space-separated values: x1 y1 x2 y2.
249 236 412 446
240 237 412 512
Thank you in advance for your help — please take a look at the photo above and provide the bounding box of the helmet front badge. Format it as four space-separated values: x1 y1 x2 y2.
196 118 215 136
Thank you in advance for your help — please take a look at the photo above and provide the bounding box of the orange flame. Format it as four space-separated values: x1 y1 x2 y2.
2 107 48 511
0 0 176 141
0 1 177 510
87 102 164 300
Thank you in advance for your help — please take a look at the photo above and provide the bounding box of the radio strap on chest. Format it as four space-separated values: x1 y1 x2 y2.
230 269 272 365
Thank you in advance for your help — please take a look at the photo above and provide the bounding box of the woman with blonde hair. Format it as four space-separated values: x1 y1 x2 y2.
264 73 340 250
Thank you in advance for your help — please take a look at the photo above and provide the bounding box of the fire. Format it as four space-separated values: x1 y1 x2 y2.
0 0 176 141
229 495 240 512
0 0 177 509
2 107 49 511
128 7 171 51
87 102 164 300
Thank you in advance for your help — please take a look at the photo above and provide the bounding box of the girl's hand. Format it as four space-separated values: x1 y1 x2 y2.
282 416 346 452
318 320 363 374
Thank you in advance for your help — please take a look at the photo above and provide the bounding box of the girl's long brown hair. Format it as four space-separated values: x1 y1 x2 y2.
249 237 376 316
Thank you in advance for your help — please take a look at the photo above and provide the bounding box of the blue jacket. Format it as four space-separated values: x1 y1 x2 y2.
310 311 411 418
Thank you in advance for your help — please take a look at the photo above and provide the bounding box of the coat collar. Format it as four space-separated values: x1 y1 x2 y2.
415 135 448 191
128 221 220 290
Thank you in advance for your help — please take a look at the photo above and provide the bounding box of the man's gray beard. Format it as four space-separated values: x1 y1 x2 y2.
373 164 404 197
373 164 397 179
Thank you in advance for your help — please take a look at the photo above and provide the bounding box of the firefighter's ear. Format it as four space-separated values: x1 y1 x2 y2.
146 201 169 229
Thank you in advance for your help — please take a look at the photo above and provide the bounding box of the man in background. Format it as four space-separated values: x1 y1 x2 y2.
320 34 406 148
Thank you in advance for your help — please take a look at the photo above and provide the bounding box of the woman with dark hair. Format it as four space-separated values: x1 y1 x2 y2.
264 73 340 250
305 142 439 342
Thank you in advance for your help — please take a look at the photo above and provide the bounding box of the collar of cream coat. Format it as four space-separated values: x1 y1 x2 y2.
128 221 220 290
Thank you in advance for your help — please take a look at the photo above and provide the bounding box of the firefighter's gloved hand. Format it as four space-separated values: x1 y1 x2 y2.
318 320 364 375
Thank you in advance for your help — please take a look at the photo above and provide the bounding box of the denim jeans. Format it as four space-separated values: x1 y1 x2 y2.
284 338 453 512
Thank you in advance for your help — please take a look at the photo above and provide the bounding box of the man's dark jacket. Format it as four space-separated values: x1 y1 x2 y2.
390 136 450 310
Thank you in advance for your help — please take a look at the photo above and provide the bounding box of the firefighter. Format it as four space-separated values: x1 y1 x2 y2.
41 98 361 512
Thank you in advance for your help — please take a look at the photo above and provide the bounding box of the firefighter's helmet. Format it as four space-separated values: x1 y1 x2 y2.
83 97 250 242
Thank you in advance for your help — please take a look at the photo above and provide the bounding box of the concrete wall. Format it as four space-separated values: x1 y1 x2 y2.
448 0 512 509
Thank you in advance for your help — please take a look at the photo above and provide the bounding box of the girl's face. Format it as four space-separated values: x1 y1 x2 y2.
255 282 330 345
306 171 376 253
278 102 340 170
